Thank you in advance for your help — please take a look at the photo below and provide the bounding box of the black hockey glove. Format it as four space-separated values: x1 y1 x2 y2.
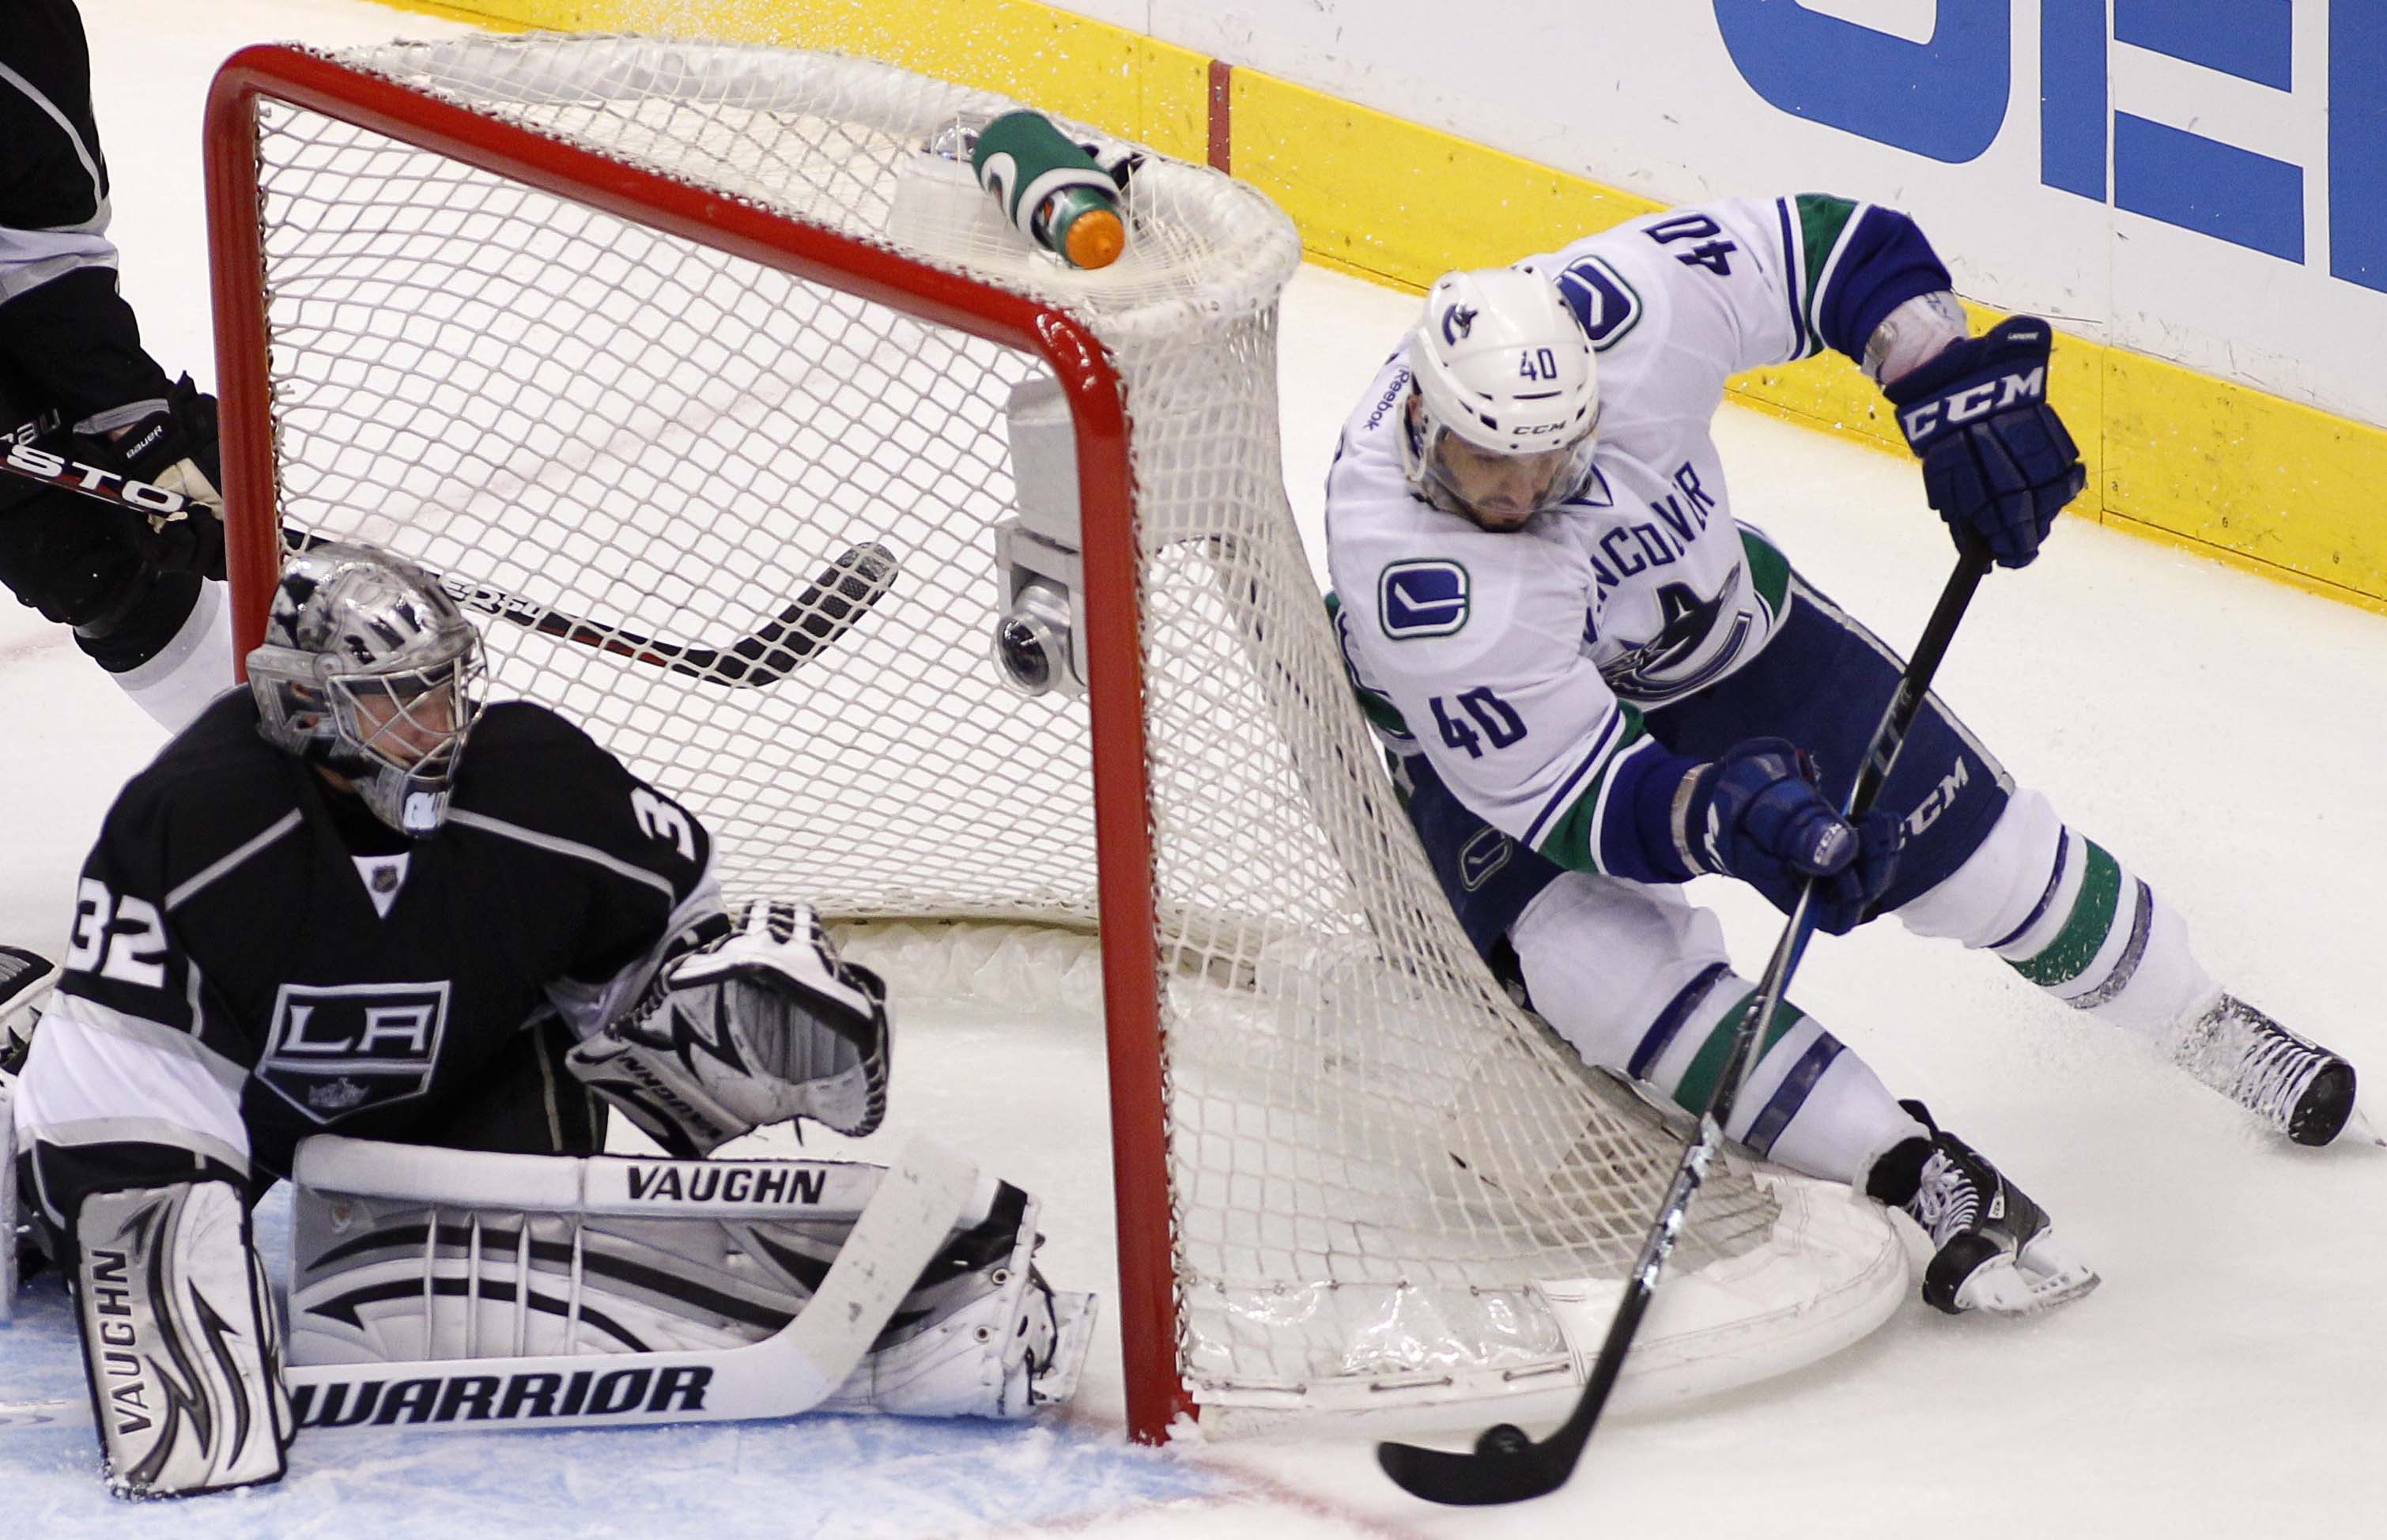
1884 315 2085 569
66 376 226 581
1683 738 1903 934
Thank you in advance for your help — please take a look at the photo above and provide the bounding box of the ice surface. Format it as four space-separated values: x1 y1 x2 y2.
2 2 2381 1534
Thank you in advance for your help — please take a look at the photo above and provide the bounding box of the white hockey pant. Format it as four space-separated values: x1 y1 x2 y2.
1510 874 1923 1187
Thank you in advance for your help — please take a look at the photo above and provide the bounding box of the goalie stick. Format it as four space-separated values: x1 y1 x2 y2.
0 1138 979 1436
0 413 899 689
1377 541 1995 1508
281 530 899 689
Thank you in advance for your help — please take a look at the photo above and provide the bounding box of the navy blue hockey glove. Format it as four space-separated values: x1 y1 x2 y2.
1883 315 2085 569
1686 738 1903 934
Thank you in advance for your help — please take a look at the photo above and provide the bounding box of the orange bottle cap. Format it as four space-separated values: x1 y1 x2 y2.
1064 207 1126 269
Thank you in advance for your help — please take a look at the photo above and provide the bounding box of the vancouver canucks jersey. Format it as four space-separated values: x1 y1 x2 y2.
1326 194 1950 881
14 693 722 1236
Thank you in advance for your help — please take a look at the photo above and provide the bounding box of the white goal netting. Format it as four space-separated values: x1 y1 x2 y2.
217 34 1902 1436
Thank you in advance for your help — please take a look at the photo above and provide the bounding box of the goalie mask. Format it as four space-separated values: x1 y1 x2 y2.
248 542 485 838
1402 266 1600 530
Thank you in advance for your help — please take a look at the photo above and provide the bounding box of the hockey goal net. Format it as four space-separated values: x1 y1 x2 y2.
204 35 1903 1443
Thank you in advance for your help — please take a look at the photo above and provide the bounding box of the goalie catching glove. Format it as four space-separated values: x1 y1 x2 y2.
568 900 889 1157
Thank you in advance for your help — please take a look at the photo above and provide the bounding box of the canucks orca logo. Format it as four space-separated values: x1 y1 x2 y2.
1441 304 1478 345
1380 560 1471 639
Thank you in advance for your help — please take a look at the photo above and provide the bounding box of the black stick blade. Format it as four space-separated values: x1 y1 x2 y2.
284 525 902 692
1377 1421 1573 1506
712 541 899 685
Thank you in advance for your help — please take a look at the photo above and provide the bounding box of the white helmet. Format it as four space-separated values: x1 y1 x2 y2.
1402 266 1600 527
248 541 485 839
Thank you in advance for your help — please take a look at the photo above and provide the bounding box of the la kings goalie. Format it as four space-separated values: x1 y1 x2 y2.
5 542 1093 1498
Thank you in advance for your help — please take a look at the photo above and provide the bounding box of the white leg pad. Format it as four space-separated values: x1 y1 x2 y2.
75 1181 290 1496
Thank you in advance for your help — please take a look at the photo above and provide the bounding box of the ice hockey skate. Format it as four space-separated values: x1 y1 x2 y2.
2172 995 2357 1147
1867 1102 2098 1315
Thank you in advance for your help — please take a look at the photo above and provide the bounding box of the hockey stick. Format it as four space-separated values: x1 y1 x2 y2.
1377 542 1995 1507
0 1138 979 1436
280 529 900 689
1 412 191 519
0 414 899 689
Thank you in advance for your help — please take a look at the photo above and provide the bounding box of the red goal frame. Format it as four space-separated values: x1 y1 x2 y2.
202 44 1193 1443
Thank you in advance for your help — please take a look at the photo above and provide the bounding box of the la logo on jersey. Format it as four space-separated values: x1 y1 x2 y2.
1380 560 1471 639
260 980 452 1123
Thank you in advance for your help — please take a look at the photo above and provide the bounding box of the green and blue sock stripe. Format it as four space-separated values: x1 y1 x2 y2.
1626 965 1838 1157
1671 990 1815 1129
1740 1029 1847 1158
1989 825 2072 952
2066 875 2155 1010
1996 830 2156 1005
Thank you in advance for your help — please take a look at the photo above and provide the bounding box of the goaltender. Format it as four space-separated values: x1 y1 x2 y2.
7 541 1090 1497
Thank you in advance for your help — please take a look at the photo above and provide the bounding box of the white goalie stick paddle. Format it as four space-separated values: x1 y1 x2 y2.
1377 542 1996 1508
0 413 901 691
0 1138 978 1436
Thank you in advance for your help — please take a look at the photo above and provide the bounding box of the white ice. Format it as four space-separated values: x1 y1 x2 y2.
2 2 2382 1535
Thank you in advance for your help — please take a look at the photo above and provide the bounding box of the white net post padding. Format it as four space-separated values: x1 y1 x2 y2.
205 35 1904 1441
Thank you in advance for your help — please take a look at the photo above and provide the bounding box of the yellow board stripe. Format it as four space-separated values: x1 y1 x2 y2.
364 0 2387 616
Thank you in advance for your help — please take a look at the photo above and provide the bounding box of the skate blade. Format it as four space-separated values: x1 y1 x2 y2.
1951 1235 2100 1316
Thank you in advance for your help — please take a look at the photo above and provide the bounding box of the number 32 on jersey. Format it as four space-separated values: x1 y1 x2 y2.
66 880 169 989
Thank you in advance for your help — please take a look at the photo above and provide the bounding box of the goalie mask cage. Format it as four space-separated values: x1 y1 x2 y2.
204 35 1904 1444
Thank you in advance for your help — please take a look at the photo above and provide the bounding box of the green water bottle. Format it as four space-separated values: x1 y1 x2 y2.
969 110 1127 270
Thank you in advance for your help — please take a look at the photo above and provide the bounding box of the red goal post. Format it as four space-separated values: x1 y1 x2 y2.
203 40 1187 1438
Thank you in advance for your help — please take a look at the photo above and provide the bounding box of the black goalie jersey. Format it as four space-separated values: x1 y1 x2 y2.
13 693 722 1244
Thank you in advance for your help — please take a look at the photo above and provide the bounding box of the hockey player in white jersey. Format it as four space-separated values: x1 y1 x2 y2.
3 542 1092 1499
1325 194 2359 1319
